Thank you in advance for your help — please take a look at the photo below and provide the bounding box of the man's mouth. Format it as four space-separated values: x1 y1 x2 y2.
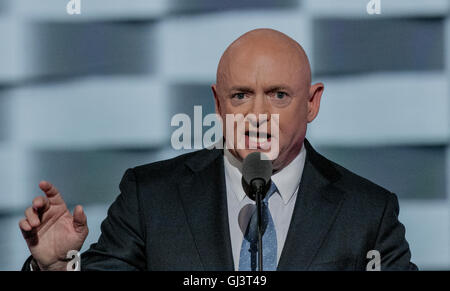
244 131 272 149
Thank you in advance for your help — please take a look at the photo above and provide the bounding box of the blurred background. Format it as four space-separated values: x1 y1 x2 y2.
0 0 449 270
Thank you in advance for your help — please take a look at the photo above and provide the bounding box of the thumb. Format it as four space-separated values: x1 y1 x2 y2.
72 205 88 233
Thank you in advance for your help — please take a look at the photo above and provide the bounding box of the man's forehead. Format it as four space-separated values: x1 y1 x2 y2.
218 50 306 90
216 29 311 88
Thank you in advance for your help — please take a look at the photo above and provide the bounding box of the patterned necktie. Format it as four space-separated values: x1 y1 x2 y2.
238 182 278 271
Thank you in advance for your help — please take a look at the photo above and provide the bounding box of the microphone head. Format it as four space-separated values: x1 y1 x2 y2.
242 152 273 186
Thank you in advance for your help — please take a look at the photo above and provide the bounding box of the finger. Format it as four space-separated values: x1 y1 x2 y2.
24 207 40 228
73 205 88 232
38 181 64 204
19 219 38 245
32 196 50 214
19 218 32 232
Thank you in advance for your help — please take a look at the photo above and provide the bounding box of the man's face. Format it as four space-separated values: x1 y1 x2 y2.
212 41 323 171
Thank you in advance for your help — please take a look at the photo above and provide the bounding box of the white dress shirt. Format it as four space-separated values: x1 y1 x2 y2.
224 143 307 270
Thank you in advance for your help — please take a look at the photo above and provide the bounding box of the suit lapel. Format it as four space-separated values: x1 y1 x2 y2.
177 149 235 271
277 139 345 270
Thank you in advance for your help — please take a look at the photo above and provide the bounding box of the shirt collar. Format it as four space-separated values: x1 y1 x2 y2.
223 143 307 205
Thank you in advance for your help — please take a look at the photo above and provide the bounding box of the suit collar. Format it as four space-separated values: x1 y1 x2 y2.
184 147 223 173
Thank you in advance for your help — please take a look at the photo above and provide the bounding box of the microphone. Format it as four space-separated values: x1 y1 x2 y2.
241 152 273 200
241 152 273 271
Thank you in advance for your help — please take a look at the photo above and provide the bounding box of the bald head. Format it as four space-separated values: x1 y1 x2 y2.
216 28 311 90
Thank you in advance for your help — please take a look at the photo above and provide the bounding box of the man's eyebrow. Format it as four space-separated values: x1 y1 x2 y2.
265 85 293 92
229 86 254 92
228 85 293 92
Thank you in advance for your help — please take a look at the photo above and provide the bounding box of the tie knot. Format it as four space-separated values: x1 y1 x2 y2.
264 181 278 203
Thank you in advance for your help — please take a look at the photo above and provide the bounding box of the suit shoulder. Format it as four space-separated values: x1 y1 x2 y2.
133 149 201 174
315 154 400 231
315 150 395 206
130 148 221 182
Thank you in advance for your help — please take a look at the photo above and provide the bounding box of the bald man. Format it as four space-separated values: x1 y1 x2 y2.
20 29 417 271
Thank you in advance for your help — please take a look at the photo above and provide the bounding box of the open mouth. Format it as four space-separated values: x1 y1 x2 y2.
244 131 272 149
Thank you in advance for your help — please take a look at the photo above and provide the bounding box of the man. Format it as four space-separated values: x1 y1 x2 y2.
19 28 417 271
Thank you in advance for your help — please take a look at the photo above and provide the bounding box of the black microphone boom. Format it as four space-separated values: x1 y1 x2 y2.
241 152 273 271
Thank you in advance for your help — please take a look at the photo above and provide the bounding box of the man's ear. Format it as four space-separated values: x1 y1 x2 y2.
211 84 222 116
307 82 324 123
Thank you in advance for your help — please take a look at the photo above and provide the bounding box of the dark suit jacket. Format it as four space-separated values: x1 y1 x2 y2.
22 139 417 271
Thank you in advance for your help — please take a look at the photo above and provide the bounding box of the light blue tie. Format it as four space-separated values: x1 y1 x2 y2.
239 182 278 271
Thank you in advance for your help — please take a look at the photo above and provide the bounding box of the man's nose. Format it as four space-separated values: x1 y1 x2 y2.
248 94 270 127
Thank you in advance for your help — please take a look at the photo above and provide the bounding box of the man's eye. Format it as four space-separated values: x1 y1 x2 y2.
233 93 245 100
276 92 287 99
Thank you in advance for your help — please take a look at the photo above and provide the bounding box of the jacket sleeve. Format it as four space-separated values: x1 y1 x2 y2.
80 168 147 271
20 256 34 271
373 192 418 271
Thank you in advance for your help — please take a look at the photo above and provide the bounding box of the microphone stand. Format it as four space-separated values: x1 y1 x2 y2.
253 180 265 272
255 186 263 271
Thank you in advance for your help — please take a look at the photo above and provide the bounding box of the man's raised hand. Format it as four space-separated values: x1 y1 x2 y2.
19 181 88 271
